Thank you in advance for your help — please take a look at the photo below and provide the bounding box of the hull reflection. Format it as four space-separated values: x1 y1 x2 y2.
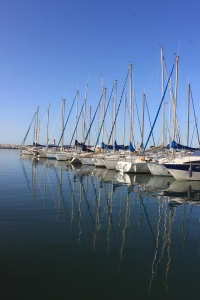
17 152 200 298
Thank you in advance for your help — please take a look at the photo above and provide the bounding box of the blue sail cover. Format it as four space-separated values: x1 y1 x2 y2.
129 142 135 152
101 142 113 150
171 140 199 151
101 141 134 151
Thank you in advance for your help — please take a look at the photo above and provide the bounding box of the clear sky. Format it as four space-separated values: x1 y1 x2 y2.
0 0 199 147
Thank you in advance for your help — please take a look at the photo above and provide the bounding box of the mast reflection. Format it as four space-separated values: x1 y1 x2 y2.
19 156 200 296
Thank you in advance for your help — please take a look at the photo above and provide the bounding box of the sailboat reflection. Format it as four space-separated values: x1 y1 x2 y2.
161 180 200 205
19 155 200 296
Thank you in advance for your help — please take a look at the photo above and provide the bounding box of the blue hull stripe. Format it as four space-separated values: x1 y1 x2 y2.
165 164 200 172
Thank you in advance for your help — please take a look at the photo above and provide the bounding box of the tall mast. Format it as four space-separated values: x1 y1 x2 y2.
82 84 88 142
129 63 133 144
196 117 199 148
161 46 165 146
141 94 145 148
46 103 50 147
61 98 65 151
75 91 79 143
123 93 126 145
114 80 117 147
88 106 92 145
172 56 179 156
186 83 190 146
34 106 39 145
38 119 40 145
99 75 104 137
102 88 106 144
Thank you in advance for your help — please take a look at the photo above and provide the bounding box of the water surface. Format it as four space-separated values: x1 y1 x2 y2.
0 149 200 299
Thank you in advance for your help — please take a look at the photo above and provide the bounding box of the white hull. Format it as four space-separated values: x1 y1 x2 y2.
167 168 200 181
92 157 106 167
37 152 47 158
147 162 172 176
79 157 94 165
55 153 71 161
21 150 33 155
116 160 150 173
45 152 57 159
103 157 118 170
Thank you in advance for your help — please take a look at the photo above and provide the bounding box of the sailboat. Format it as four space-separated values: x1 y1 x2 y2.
21 106 43 155
103 63 135 170
116 92 150 174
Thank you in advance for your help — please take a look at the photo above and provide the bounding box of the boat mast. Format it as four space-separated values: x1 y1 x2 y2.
172 56 179 157
161 46 165 146
46 103 50 147
102 88 106 146
34 106 39 145
99 75 104 140
88 106 92 145
82 84 88 142
113 80 117 149
123 93 126 146
75 91 79 145
129 63 133 146
38 119 40 145
61 98 65 151
141 94 145 148
186 83 190 146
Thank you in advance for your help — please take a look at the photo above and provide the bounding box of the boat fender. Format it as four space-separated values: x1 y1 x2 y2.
141 156 145 162
188 165 192 178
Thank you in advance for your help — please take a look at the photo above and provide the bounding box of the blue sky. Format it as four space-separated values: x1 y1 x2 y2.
0 0 199 147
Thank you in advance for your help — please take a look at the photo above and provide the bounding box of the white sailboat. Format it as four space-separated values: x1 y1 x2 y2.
104 64 134 170
164 151 200 180
144 51 179 176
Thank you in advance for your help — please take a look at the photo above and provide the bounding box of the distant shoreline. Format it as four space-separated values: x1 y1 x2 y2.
0 144 21 149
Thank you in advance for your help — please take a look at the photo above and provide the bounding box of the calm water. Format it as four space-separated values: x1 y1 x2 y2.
1 149 200 300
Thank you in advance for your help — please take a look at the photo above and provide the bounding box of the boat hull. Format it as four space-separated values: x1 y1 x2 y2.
164 163 200 180
116 161 150 173
55 153 71 161
92 157 106 167
103 157 119 170
79 156 94 165
147 162 172 176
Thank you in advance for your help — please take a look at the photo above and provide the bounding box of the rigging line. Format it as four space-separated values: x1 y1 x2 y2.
38 112 48 140
57 94 76 147
69 101 85 146
126 94 136 145
145 100 155 146
143 60 175 153
49 102 62 141
163 58 182 144
83 93 103 146
135 95 142 140
84 109 96 146
94 85 114 151
190 89 200 145
146 51 160 95
107 69 129 147
21 112 36 146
